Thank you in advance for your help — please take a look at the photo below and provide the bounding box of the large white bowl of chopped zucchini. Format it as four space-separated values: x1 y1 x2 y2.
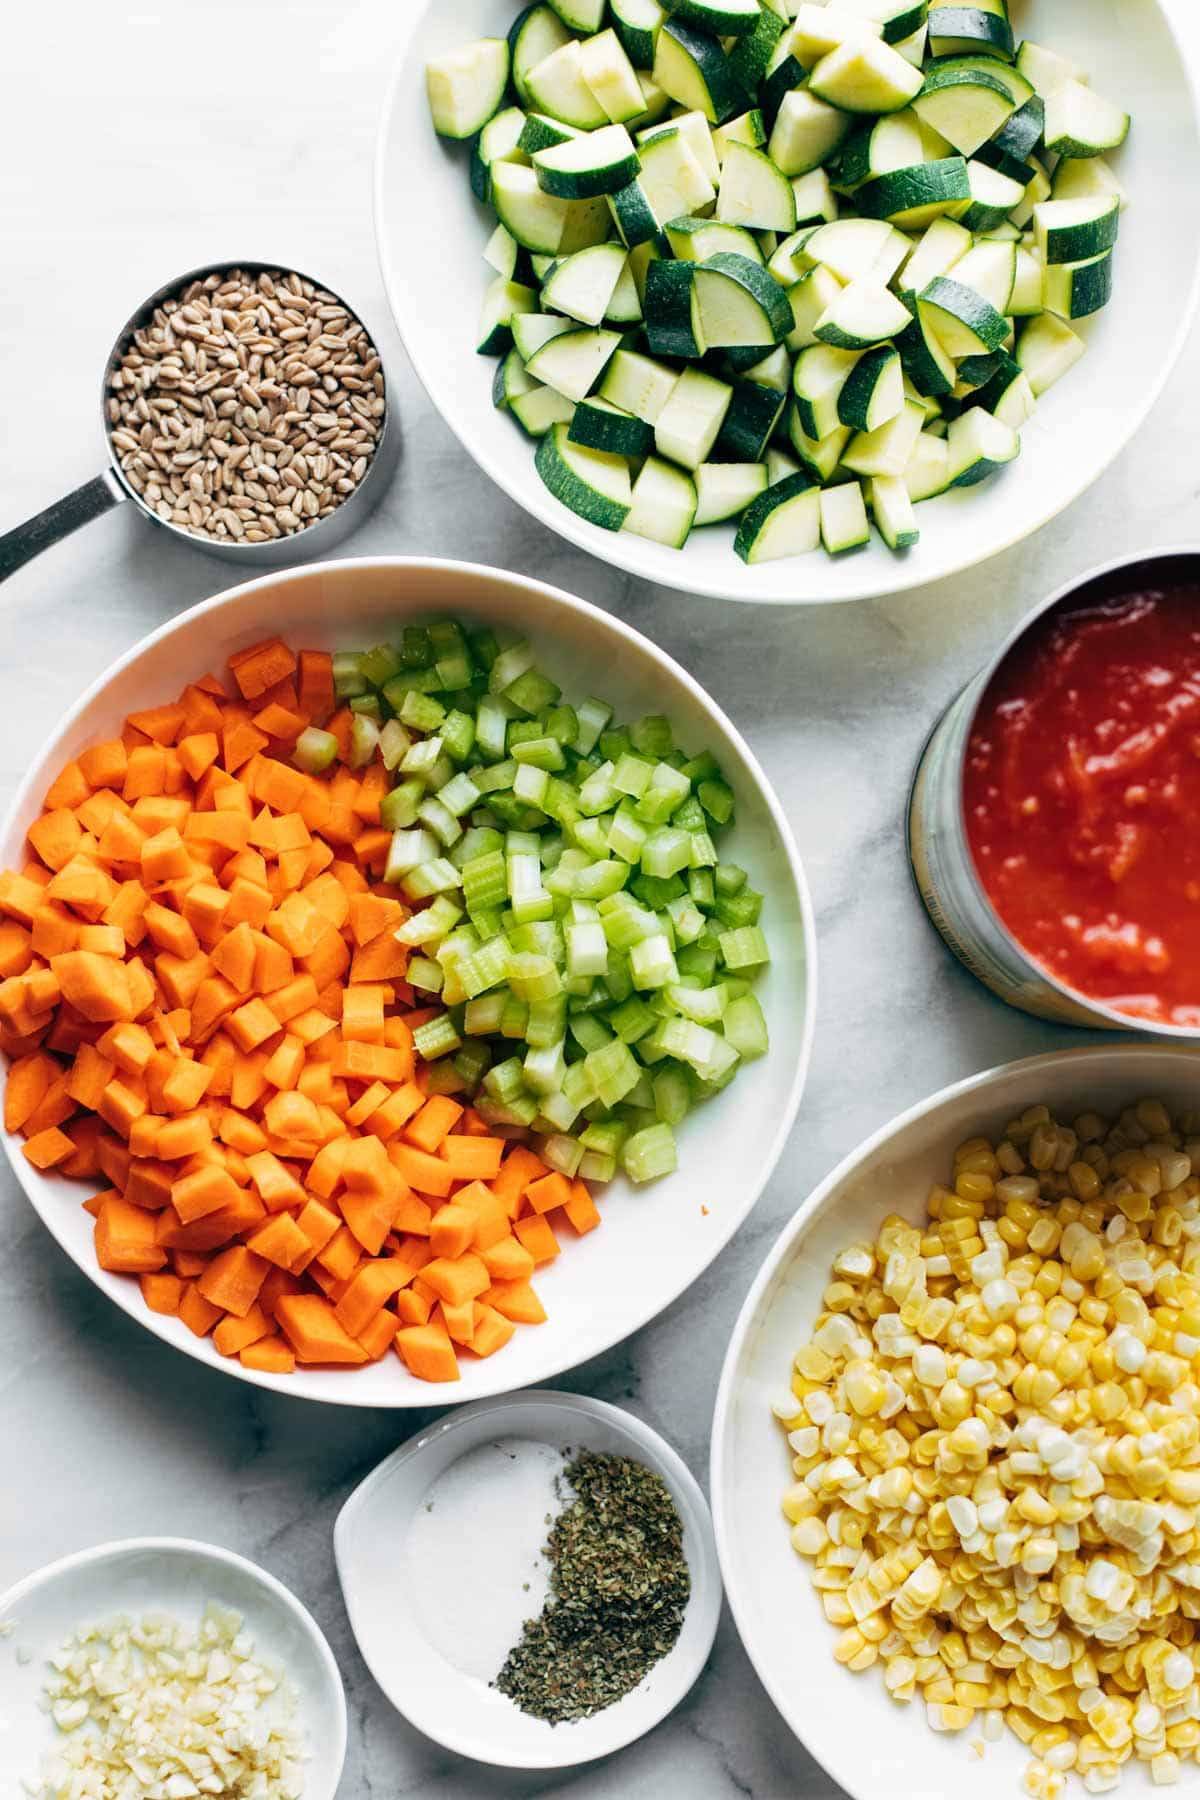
376 0 1200 602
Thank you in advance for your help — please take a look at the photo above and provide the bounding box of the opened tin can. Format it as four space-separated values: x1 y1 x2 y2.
908 547 1200 1036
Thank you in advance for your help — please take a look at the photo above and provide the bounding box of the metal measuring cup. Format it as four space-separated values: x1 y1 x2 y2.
0 259 398 584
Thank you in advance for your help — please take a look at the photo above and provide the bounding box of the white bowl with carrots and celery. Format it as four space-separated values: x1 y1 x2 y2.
0 556 814 1405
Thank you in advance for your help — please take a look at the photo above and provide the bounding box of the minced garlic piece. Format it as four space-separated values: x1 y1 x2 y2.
776 1098 1200 1792
24 1603 306 1799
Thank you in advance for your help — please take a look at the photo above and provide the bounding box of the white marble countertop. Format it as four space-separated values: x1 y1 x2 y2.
1 4 1198 1795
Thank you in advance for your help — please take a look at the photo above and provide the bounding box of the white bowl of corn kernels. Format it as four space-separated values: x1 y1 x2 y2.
712 1046 1200 1800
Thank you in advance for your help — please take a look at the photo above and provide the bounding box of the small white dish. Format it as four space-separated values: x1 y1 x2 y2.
376 0 1200 604
711 1045 1200 1800
334 1389 721 1768
0 1537 347 1799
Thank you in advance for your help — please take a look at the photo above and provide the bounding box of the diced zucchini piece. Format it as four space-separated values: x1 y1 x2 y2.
912 64 1015 155
598 347 681 423
790 3 882 64
477 278 537 356
1043 78 1129 158
641 108 720 179
949 240 1016 312
856 157 971 230
793 342 861 439
1042 249 1114 321
644 259 706 358
815 279 911 350
654 366 733 468
607 175 662 248
841 396 924 476
1033 195 1120 266
918 276 1009 356
767 88 852 177
1051 154 1126 212
663 0 764 34
1015 311 1085 396
610 0 666 69
927 1 1013 60
569 397 655 456
1014 39 1088 100
946 407 1020 486
535 422 633 529
542 243 629 326
868 474 920 548
534 124 640 198
548 0 606 31
492 162 610 255
694 252 793 346
426 38 510 140
693 461 769 524
715 377 787 459
819 480 871 553
717 141 798 232
791 168 840 224
667 216 763 264
622 454 698 546
511 4 572 108
526 327 623 400
512 312 574 361
510 385 578 437
904 429 951 499
788 412 851 480
837 344 904 431
808 39 924 115
734 472 821 562
526 40 610 129
579 29 647 124
637 126 717 221
653 16 743 123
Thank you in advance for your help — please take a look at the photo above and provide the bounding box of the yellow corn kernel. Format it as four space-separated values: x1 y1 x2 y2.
795 1345 834 1382
790 1516 829 1556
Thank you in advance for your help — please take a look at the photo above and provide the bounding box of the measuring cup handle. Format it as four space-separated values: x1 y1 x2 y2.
0 471 127 585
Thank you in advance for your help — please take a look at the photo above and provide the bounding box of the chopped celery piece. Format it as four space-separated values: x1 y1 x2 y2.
585 1038 642 1107
464 991 507 1035
723 991 769 1059
622 1122 678 1183
439 771 482 817
508 953 562 1002
653 1065 692 1126
629 933 679 990
631 716 672 757
720 925 770 969
413 1014 462 1059
418 796 462 848
332 650 367 698
543 1133 584 1176
395 895 463 946
506 668 561 715
567 920 609 980
401 858 463 900
714 862 747 895
489 641 537 695
570 1012 614 1053
348 715 381 768
462 849 508 914
714 886 762 929
293 727 339 775
538 1089 579 1133
400 690 446 733
380 780 423 831
408 955 444 995
379 719 414 770
385 827 438 881
699 778 735 824
575 697 614 756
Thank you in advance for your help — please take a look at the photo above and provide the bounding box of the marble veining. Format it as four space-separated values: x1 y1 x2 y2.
2 4 1198 1795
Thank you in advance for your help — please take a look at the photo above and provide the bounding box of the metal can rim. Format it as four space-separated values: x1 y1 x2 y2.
935 542 1200 1039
